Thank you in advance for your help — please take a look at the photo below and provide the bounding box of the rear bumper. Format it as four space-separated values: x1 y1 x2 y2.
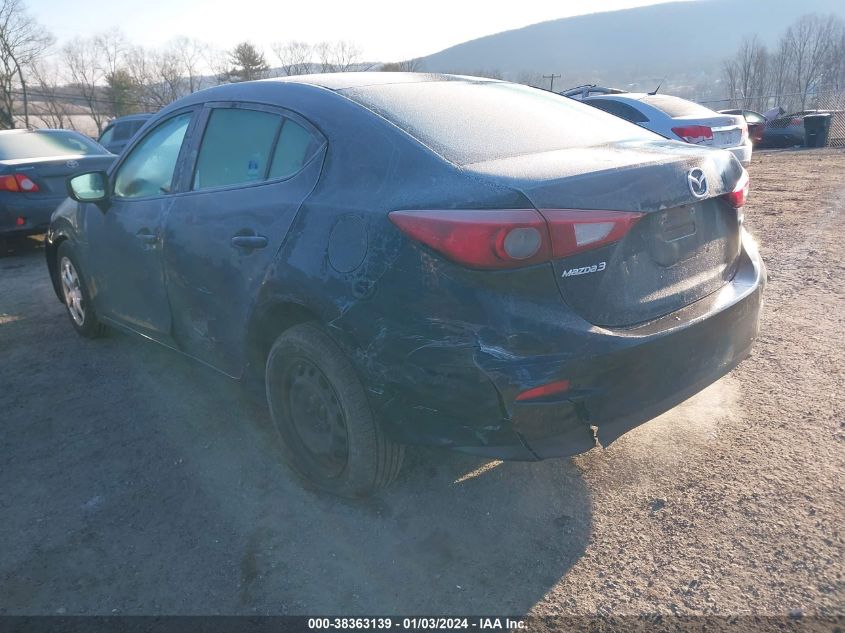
372 231 765 460
0 197 64 236
727 141 752 166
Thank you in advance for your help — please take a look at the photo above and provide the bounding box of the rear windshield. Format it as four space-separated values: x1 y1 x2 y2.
638 94 716 118
0 130 105 161
343 81 660 165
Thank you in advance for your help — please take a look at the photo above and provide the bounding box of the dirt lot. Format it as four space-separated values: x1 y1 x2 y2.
0 149 843 618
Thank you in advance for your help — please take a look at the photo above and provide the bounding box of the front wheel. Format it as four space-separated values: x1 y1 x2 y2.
57 242 106 338
265 323 404 497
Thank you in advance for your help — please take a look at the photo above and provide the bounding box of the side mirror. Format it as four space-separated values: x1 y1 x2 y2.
67 171 109 204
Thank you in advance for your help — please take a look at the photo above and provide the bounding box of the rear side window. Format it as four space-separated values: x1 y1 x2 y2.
98 126 115 146
343 81 659 165
194 109 281 190
0 130 104 160
586 98 648 123
638 94 716 118
269 119 315 179
193 107 320 190
111 122 136 142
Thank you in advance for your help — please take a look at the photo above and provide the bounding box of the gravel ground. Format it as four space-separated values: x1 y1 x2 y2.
0 148 842 619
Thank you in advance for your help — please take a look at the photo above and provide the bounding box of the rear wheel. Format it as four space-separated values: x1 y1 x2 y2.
265 323 404 497
57 242 106 338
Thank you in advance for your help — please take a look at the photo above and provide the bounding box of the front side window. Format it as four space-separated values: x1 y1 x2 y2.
113 112 192 199
193 108 281 190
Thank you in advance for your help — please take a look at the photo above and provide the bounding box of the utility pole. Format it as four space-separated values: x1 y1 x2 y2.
543 73 561 92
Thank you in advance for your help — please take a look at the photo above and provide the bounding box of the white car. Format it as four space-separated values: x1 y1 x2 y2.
581 93 752 165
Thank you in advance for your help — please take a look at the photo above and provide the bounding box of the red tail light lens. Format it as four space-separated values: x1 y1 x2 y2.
791 117 802 126
671 125 713 144
539 209 644 258
388 209 551 270
515 379 571 402
0 174 40 193
723 170 749 209
389 208 643 269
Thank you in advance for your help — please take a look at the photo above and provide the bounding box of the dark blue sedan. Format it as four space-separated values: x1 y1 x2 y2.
47 73 765 496
0 129 113 238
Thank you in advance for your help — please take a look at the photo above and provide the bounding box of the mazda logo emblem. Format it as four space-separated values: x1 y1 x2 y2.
687 168 708 198
66 160 79 169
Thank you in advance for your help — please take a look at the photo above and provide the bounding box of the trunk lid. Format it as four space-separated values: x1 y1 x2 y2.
464 140 745 327
0 154 116 199
673 114 746 148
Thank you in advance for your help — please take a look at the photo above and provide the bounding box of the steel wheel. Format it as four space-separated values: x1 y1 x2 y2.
60 256 85 326
272 356 349 479
265 324 404 496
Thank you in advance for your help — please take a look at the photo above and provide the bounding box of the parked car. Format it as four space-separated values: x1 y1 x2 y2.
720 109 767 145
559 84 627 100
758 110 842 148
97 114 153 155
47 74 765 496
582 93 752 164
0 129 114 238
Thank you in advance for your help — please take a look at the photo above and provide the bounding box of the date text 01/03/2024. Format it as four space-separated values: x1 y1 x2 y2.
306 617 527 630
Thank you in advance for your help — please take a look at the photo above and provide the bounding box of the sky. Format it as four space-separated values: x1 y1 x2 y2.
24 0 694 62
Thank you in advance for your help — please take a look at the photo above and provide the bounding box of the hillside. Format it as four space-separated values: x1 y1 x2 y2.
419 0 845 91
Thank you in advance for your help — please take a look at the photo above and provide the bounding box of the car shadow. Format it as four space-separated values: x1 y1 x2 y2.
0 234 45 260
0 251 593 615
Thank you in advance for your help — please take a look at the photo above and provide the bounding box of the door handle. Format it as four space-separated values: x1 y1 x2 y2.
135 229 158 245
231 234 268 250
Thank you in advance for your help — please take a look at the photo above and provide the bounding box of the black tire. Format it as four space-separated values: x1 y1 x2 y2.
56 242 106 339
265 323 404 497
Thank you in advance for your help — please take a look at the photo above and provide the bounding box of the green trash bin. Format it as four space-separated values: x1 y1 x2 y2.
803 114 832 148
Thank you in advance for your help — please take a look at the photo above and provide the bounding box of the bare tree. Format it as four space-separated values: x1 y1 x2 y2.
766 36 793 111
315 40 362 73
381 58 423 72
271 40 312 77
514 71 546 89
63 37 109 134
0 0 53 129
784 14 837 110
28 59 72 128
171 36 208 93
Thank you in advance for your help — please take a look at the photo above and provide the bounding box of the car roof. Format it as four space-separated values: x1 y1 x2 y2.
0 128 83 136
107 113 154 125
271 72 493 91
157 72 506 119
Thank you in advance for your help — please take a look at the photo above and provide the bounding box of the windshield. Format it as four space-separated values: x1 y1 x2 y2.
0 130 106 161
343 80 661 165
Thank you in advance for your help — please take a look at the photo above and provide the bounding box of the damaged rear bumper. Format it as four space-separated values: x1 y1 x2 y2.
373 232 765 461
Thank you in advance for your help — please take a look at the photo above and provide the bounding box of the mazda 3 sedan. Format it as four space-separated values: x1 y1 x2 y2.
46 73 765 496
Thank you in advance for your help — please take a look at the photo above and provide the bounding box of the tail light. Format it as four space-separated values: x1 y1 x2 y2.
739 119 749 141
0 174 40 193
541 209 644 258
791 117 802 126
389 208 643 270
515 379 571 402
671 125 713 144
722 170 749 209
